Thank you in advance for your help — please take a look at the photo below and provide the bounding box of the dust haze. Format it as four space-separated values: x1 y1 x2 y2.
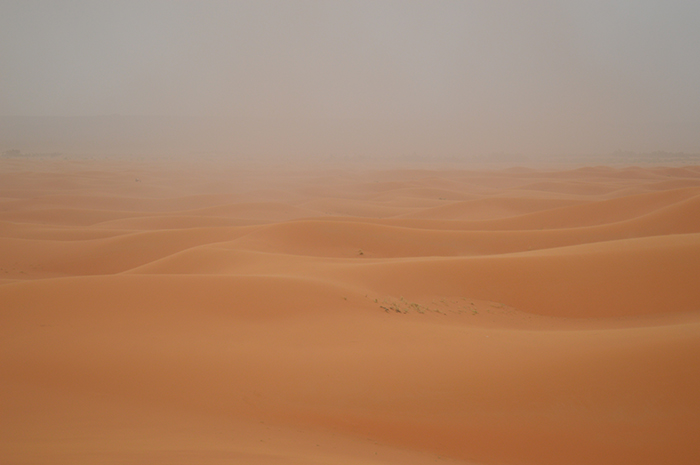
2 1 699 159
2 3 700 465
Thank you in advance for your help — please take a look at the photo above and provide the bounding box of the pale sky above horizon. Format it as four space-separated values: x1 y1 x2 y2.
1 0 699 154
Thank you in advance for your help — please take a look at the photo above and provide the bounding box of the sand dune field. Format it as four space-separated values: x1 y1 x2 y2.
2 158 699 465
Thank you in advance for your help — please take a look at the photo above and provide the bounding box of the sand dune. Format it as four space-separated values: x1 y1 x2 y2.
397 197 587 221
1 159 699 465
91 215 261 230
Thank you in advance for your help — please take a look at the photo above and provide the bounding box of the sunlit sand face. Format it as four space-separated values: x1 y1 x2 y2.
2 156 699 464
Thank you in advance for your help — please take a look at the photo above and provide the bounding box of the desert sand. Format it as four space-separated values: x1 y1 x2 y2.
1 157 699 465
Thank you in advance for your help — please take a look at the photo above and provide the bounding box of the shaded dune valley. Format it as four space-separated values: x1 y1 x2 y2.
2 158 700 465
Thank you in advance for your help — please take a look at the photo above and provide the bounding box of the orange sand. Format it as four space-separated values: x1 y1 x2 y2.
1 158 699 464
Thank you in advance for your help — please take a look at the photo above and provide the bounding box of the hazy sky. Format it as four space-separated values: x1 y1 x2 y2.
1 1 699 155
